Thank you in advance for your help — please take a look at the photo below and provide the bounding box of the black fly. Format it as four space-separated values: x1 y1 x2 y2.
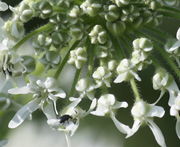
59 115 72 124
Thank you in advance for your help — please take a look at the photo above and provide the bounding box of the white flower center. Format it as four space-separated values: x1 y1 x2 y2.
131 101 147 119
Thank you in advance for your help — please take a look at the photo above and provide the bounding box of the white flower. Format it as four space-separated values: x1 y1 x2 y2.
152 68 180 105
47 97 96 136
75 78 95 99
127 100 166 147
111 0 129 7
133 38 153 52
68 47 87 69
80 0 101 17
0 1 8 11
0 49 26 79
91 94 130 134
69 5 81 18
114 58 141 83
8 77 66 128
89 25 107 44
168 90 180 139
153 68 180 139
131 50 148 71
165 27 180 66
92 66 112 87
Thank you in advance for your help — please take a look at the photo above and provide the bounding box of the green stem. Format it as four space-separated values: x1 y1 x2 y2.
130 78 141 101
161 6 180 14
116 37 128 58
13 23 54 50
68 68 81 97
105 29 124 59
144 26 172 38
155 45 180 77
158 8 180 19
54 40 79 79
87 43 94 77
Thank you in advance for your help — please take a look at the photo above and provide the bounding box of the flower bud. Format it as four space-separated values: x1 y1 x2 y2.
4 20 24 40
89 25 107 44
111 0 129 7
104 5 120 22
108 60 117 71
38 1 53 19
68 47 87 69
19 2 33 22
92 66 112 87
106 21 126 36
133 38 153 52
152 68 172 90
69 5 81 18
80 0 101 17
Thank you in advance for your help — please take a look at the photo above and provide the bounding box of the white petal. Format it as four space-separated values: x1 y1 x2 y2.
89 98 97 110
69 120 79 136
176 118 180 139
42 102 57 120
169 41 180 51
167 80 179 92
147 105 165 118
148 120 166 147
110 112 131 134
54 89 66 98
8 99 40 128
167 81 179 106
130 71 141 81
170 105 178 116
153 90 165 105
177 27 180 40
8 86 32 95
68 97 81 108
90 108 106 116
112 101 128 109
126 119 141 138
47 119 60 127
114 73 127 83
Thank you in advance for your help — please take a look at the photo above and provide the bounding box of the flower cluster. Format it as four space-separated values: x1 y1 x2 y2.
0 0 180 147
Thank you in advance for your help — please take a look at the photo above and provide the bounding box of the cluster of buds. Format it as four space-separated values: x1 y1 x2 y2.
0 0 180 147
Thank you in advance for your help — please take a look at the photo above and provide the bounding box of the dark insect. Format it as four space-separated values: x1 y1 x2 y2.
59 115 72 124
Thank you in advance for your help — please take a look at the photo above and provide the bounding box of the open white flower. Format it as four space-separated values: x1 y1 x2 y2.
91 94 130 134
8 77 66 128
168 90 180 139
80 0 101 17
47 97 96 136
92 66 112 87
68 47 87 69
165 27 180 66
133 38 153 52
89 25 107 44
152 68 179 103
153 68 180 139
75 78 95 99
127 100 166 147
114 58 141 83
